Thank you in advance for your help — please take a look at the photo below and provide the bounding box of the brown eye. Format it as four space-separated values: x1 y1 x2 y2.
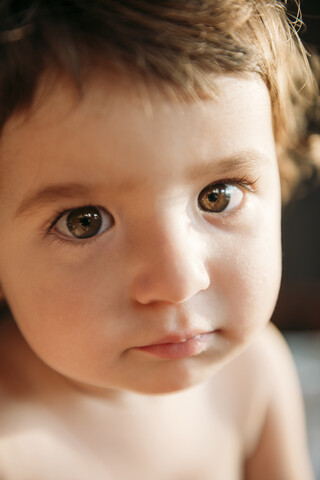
54 206 113 239
198 184 243 213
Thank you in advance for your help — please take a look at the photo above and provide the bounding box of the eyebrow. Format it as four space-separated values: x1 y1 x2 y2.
15 150 270 219
15 183 93 218
188 150 271 179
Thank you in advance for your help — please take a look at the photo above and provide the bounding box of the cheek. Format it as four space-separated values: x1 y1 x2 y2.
211 214 282 341
2 259 124 372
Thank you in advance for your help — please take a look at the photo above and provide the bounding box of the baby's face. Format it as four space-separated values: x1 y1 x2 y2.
0 73 281 394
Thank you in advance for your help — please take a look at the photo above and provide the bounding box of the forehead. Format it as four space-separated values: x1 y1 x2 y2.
0 73 275 191
3 70 272 128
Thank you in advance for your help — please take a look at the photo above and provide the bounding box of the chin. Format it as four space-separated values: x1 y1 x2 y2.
123 360 220 396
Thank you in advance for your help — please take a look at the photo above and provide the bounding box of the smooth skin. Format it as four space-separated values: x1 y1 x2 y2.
0 73 314 479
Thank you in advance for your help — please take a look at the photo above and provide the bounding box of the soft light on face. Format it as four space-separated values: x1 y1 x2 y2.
0 74 282 394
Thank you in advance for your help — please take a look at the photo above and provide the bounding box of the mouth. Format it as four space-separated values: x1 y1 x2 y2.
133 331 215 360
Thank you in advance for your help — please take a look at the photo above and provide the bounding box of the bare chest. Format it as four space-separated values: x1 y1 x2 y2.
0 403 244 480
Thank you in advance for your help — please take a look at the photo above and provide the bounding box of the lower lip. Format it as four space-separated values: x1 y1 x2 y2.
135 333 214 360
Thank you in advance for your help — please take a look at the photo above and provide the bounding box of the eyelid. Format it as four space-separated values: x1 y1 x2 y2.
207 174 259 191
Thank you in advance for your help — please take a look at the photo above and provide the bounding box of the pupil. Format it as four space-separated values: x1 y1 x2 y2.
208 191 218 202
80 217 91 227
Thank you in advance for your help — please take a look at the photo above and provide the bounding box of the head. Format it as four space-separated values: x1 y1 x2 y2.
0 0 317 395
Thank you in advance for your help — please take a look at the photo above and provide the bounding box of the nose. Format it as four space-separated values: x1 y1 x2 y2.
129 216 210 305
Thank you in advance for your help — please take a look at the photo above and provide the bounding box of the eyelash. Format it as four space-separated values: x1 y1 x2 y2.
211 174 259 192
43 174 259 246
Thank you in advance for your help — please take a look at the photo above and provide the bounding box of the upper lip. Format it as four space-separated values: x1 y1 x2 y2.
138 330 214 347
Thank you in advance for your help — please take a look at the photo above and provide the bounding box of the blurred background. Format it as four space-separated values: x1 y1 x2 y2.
272 1 320 477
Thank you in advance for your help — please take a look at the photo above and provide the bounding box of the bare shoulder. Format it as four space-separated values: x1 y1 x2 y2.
243 322 304 391
0 314 67 472
242 323 315 480
0 316 34 466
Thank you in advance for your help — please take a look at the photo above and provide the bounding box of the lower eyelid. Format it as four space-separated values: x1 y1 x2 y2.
47 231 100 248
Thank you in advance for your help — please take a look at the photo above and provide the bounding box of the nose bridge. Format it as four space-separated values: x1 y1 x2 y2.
129 211 210 305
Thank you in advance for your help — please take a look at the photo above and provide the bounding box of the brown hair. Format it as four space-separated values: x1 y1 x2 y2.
0 0 318 200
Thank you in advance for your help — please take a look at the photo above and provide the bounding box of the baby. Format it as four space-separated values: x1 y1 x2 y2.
0 1 317 479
